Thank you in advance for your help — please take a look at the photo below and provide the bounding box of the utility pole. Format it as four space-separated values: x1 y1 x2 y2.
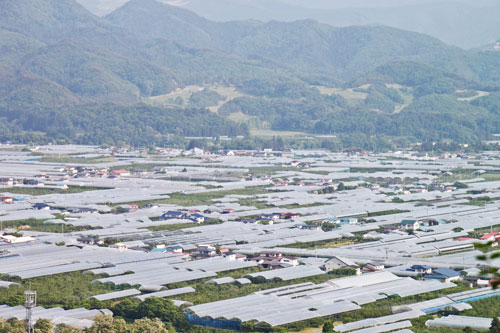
25 286 36 333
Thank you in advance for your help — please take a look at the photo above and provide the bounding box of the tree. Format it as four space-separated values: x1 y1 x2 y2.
129 318 168 333
55 324 82 333
85 315 127 333
491 317 500 333
322 321 333 332
35 319 54 333
337 182 345 191
464 327 474 333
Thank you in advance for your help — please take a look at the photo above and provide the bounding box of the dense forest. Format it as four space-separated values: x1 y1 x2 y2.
1 0 500 148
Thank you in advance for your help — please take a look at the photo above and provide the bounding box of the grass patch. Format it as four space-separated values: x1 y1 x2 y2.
166 269 355 305
146 219 223 232
1 186 108 195
330 281 471 325
0 218 100 233
113 186 271 207
366 209 410 217
40 155 117 164
282 238 360 249
0 271 121 309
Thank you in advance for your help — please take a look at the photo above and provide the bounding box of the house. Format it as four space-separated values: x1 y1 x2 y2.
189 214 206 223
364 262 385 272
296 224 321 231
33 203 50 210
282 212 299 219
76 237 103 245
278 256 299 267
424 268 462 282
166 245 184 253
143 203 160 209
161 211 187 219
325 217 340 224
24 179 41 186
111 169 131 177
0 196 13 204
1 234 35 244
480 231 500 241
323 256 359 272
400 219 420 231
110 243 129 250
248 251 299 268
0 178 14 186
260 213 281 221
463 276 490 288
340 217 358 225
66 207 98 214
409 265 433 274
192 245 217 258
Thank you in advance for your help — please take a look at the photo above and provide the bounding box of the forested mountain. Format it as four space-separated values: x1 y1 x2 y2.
78 0 500 49
2 0 500 148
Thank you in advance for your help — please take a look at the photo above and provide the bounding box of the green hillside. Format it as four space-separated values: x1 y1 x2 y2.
1 0 500 148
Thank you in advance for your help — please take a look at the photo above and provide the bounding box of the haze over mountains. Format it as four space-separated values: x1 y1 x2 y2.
1 0 500 148
77 0 500 49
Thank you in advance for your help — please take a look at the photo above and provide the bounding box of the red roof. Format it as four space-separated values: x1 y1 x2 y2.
481 232 500 240
454 237 475 241
112 169 129 174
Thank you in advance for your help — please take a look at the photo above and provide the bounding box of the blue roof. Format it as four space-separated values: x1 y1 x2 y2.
163 211 184 216
426 268 461 279
411 265 432 270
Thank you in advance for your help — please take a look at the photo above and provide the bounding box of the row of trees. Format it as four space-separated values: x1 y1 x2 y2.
0 316 168 333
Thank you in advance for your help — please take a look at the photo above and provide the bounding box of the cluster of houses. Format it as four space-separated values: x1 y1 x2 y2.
160 210 213 223
0 233 35 244
247 251 299 269
400 218 448 231
238 212 300 225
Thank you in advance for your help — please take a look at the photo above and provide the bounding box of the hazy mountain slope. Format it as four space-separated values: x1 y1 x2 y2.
0 66 81 107
105 1 499 84
166 0 500 49
0 28 45 68
3 0 500 147
23 40 177 103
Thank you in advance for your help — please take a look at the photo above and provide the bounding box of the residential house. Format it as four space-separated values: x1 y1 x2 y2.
424 268 462 282
260 213 281 221
192 245 217 258
0 196 13 204
166 245 184 253
161 211 187 220
33 203 50 210
189 214 206 223
0 235 35 244
480 231 500 242
400 219 420 231
296 224 321 231
77 237 104 245
408 265 433 274
323 256 359 272
0 178 14 186
248 251 299 269
363 262 385 272
111 169 131 177
340 217 358 225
